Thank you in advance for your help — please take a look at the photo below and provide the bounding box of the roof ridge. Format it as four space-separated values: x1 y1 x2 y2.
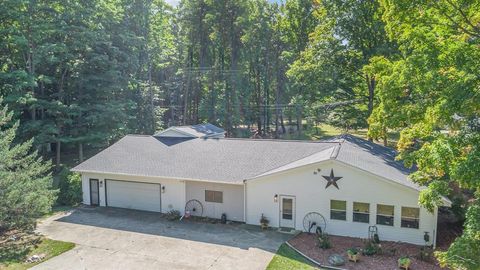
126 134 153 137
248 146 337 179
330 142 342 159
214 137 342 144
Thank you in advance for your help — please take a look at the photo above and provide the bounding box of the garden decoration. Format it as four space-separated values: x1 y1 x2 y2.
347 248 360 262
260 214 269 230
398 256 411 270
303 212 327 234
184 199 203 218
322 169 342 189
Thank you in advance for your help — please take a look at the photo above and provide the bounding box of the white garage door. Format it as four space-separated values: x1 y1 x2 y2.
106 180 161 212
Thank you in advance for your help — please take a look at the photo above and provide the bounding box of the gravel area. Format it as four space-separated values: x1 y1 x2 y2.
288 233 447 270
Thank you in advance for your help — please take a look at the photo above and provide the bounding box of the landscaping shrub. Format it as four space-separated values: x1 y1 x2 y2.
165 210 181 221
0 231 41 262
317 233 332 249
347 247 359 256
418 246 433 262
362 239 381 256
55 167 82 206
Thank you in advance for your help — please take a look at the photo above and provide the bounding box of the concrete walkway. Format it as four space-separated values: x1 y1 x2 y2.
33 207 290 270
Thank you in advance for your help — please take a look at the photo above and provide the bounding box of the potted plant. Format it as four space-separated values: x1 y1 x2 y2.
347 247 360 262
398 256 411 270
260 214 269 230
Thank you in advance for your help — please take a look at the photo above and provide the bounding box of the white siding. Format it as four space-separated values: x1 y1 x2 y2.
246 160 436 246
80 173 186 214
185 181 244 222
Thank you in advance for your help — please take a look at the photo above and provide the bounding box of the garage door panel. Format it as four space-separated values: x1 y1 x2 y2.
106 180 161 212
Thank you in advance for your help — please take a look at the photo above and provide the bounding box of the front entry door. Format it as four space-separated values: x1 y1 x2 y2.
279 195 295 228
90 179 100 206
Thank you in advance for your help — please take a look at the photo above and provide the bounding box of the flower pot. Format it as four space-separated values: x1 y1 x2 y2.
347 253 360 262
398 260 411 270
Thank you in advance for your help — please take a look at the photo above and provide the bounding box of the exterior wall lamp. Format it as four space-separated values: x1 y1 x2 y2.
274 194 278 202
162 186 165 193
424 231 430 244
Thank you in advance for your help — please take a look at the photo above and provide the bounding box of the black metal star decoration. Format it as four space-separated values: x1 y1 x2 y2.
322 169 342 189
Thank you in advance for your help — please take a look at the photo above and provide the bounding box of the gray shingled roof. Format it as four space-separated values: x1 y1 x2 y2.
72 134 419 190
72 136 336 183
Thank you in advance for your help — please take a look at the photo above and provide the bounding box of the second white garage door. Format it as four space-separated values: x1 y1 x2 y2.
106 180 161 212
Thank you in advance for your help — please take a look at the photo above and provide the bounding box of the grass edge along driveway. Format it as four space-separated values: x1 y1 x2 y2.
1 238 75 270
267 243 324 270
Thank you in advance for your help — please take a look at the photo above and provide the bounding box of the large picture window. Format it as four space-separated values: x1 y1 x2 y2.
401 207 420 229
330 200 347 221
376 204 394 226
353 202 370 223
205 190 223 203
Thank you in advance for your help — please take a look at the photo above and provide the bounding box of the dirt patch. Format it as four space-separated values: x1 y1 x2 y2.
288 233 447 269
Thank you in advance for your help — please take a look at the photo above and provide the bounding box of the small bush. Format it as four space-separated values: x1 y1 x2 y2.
317 233 332 249
398 256 411 266
362 239 381 256
55 167 82 206
0 231 41 262
418 246 433 262
347 247 359 255
165 210 181 221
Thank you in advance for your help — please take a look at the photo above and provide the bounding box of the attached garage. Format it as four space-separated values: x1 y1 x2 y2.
106 180 161 212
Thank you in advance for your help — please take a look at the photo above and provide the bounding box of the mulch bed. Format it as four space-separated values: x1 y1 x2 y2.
288 233 447 270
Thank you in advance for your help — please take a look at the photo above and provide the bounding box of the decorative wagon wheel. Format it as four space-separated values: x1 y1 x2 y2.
184 199 204 217
303 212 327 234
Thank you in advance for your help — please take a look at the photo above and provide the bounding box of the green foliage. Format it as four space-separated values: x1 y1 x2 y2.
0 237 75 270
436 201 480 269
398 256 411 266
317 233 332 249
55 168 82 206
0 232 41 263
347 247 359 256
287 0 397 134
369 0 480 268
450 195 467 222
0 101 56 233
362 239 380 256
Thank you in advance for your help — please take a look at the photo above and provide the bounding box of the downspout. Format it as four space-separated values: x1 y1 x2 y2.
243 179 247 223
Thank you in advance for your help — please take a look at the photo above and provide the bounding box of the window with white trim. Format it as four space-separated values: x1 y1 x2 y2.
205 190 223 203
376 204 394 226
330 200 346 220
353 202 370 223
401 207 420 229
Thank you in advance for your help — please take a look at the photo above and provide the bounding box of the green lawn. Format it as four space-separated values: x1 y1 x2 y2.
266 244 321 270
0 238 75 270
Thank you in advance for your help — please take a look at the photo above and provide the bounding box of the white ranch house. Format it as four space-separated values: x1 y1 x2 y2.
72 124 450 247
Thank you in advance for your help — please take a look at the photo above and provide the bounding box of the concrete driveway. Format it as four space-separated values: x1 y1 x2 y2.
33 207 290 270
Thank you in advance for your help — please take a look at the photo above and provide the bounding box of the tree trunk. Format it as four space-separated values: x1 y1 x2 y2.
366 74 376 141
79 142 84 163
56 140 61 170
383 126 388 146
